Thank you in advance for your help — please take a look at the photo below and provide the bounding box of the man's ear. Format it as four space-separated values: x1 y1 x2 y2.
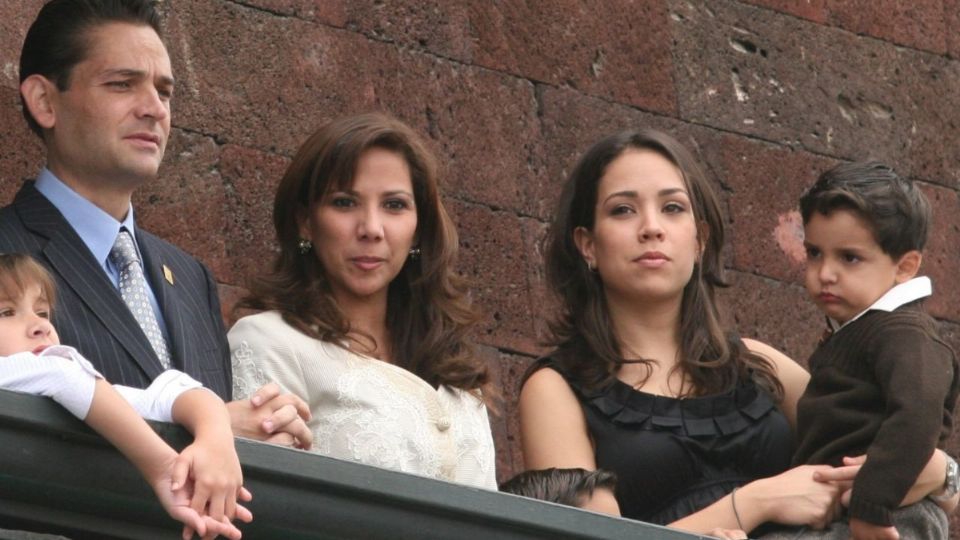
573 226 596 270
20 74 58 130
894 250 922 284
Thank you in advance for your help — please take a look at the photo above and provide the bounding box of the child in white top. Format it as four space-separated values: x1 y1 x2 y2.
0 253 251 540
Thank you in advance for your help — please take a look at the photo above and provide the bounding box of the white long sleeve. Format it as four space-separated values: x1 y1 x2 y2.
0 345 204 422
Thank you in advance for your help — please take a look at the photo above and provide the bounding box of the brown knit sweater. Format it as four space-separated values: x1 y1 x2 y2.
793 302 959 526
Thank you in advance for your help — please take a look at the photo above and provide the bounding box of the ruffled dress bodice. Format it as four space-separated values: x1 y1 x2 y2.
539 358 794 524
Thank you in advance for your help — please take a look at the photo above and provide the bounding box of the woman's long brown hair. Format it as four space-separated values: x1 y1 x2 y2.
237 113 489 394
544 128 783 399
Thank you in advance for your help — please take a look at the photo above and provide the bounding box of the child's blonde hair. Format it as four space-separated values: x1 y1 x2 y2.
0 253 57 312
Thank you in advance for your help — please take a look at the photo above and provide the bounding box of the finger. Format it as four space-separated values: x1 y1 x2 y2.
251 382 280 407
181 524 194 540
234 503 254 523
208 490 226 523
264 431 296 447
191 482 211 516
813 464 860 483
169 507 205 538
843 454 868 466
264 403 299 433
238 486 253 502
171 455 191 491
225 488 237 521
209 516 243 540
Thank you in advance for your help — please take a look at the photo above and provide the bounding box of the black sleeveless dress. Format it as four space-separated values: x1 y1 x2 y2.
537 358 794 525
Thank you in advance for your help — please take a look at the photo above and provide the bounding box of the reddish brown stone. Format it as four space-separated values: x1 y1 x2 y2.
520 217 554 352
919 182 960 322
211 0 347 24
485 347 535 485
716 134 838 284
217 144 291 287
0 0 46 90
467 1 676 115
825 0 947 54
217 283 250 329
449 199 539 355
164 0 542 215
264 1 678 115
0 87 43 204
669 0 960 187
737 0 828 22
134 129 228 278
948 0 960 59
534 86 688 220
718 270 822 366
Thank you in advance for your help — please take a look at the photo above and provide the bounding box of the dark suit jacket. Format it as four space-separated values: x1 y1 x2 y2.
0 182 231 399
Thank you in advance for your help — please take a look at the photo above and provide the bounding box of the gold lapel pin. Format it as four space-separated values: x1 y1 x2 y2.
163 264 175 285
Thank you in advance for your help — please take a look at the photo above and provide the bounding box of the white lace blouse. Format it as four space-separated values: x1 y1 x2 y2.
229 311 497 489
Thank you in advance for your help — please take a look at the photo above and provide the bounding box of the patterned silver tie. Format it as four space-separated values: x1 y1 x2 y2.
109 229 171 369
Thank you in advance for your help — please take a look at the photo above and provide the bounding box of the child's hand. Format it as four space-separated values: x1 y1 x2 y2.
173 433 248 525
849 517 899 540
152 453 251 540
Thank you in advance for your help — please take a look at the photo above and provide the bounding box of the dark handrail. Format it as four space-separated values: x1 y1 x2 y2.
0 389 708 539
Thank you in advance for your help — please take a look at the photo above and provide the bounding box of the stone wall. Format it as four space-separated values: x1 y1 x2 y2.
2 0 959 532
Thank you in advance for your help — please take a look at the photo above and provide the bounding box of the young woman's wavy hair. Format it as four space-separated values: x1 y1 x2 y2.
544 128 782 399
238 113 488 393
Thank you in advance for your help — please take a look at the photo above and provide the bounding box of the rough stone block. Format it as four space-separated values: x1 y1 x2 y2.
535 86 691 220
164 0 542 215
920 183 960 322
718 270 822 366
0 0 46 90
484 346 534 485
466 0 676 114
738 0 828 22
260 0 678 115
134 129 228 278
217 283 249 329
449 199 539 355
668 0 960 187
746 0 948 54
948 0 960 59
520 217 553 352
0 87 43 204
716 134 838 283
217 144 291 287
825 0 947 54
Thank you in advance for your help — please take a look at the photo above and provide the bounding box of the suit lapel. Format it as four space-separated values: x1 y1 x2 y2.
138 230 187 370
16 184 166 379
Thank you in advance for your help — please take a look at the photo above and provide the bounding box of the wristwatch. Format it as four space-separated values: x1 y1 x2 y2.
930 452 959 502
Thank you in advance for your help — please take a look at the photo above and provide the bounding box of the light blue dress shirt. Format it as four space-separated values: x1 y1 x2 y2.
35 168 170 342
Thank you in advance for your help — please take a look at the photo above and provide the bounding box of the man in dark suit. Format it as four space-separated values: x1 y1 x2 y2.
3 0 311 448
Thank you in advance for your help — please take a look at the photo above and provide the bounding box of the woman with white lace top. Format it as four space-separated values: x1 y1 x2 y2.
229 113 496 488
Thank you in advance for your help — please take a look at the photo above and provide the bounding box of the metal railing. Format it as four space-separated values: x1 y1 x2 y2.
0 389 707 539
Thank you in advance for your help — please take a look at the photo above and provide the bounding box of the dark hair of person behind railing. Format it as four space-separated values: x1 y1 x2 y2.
0 253 58 314
499 468 617 508
19 0 163 138
237 113 489 394
799 161 930 259
543 128 783 400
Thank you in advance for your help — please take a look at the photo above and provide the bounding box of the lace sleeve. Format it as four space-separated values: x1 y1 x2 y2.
228 314 312 405
231 339 269 401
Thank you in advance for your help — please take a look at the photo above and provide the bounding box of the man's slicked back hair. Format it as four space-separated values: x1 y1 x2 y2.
19 0 163 137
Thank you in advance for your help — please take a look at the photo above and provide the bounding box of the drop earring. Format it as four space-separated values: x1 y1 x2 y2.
297 238 313 255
